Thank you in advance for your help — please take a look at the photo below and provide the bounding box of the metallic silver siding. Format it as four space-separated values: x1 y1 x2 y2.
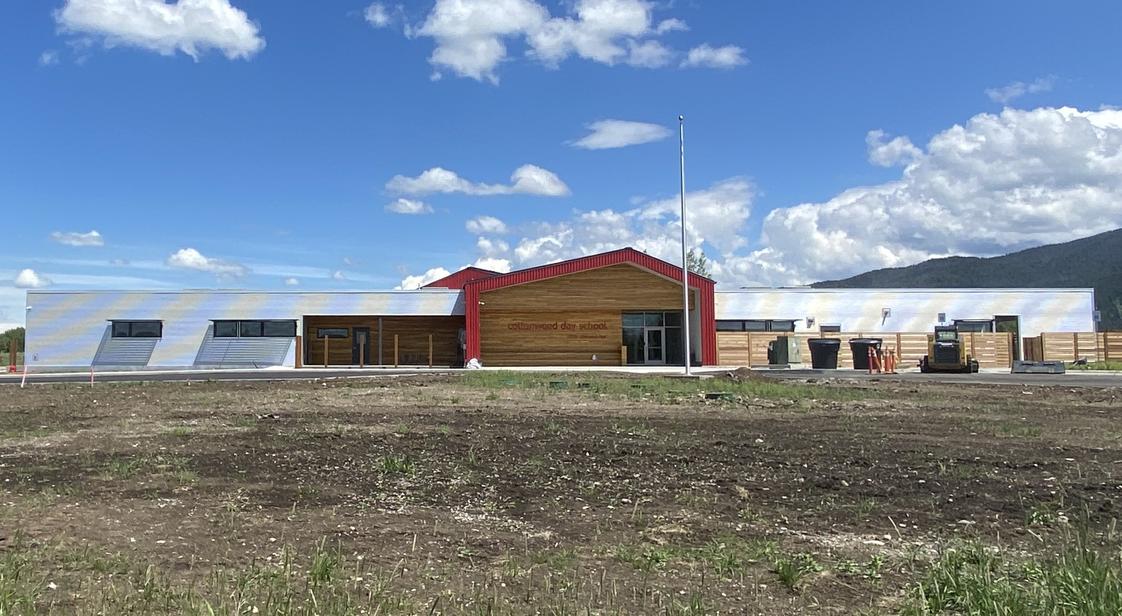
193 325 294 367
25 290 463 369
714 288 1095 336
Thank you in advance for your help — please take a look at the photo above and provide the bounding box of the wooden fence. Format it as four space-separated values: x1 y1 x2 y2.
716 331 1014 369
1023 332 1121 363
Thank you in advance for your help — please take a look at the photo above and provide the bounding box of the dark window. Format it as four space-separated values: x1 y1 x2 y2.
112 321 131 338
820 325 842 334
716 319 793 332
317 328 349 339
213 321 239 338
263 320 297 337
111 321 162 338
644 313 664 327
239 321 264 337
622 313 645 328
953 319 993 333
664 312 683 327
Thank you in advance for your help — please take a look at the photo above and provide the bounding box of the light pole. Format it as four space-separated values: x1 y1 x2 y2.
678 115 692 376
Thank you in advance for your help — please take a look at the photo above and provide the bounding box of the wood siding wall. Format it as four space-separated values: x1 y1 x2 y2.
1029 331 1122 362
303 316 463 366
480 264 694 367
717 331 1015 369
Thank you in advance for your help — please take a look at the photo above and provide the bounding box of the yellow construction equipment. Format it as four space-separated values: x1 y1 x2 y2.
920 325 980 373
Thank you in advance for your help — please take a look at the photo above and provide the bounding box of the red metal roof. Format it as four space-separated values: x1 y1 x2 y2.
463 247 718 365
422 266 501 290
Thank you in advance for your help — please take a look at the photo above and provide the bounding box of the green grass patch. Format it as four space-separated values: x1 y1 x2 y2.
902 531 1122 616
461 371 866 403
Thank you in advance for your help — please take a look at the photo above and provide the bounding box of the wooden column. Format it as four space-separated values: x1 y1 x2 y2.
620 345 628 366
394 334 399 368
1040 334 1048 361
295 335 302 369
1073 332 1080 361
428 334 433 368
969 333 977 359
1105 333 1112 362
360 338 365 368
323 336 329 368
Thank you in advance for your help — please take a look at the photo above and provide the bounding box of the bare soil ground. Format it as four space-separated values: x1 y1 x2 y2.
0 373 1119 614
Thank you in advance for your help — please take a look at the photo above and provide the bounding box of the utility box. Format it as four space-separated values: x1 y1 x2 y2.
771 335 803 365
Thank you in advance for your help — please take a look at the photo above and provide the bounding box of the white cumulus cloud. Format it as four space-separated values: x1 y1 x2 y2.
50 230 105 247
408 0 744 83
14 269 51 289
54 0 265 60
681 44 746 69
167 248 247 277
865 130 922 167
571 119 671 150
719 106 1122 286
396 267 452 290
364 2 392 28
986 76 1055 104
387 165 569 197
473 257 512 272
284 277 299 286
466 216 509 235
385 198 434 214
447 107 1122 289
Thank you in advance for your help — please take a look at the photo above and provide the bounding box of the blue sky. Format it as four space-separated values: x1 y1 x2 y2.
2 0 1122 330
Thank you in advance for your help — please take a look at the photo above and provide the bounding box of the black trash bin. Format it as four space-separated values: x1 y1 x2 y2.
849 338 883 370
807 338 841 369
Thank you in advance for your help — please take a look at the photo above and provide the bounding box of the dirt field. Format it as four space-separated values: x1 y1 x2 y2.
0 372 1119 614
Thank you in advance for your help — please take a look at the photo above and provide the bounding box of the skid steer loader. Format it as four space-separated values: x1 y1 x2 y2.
920 325 980 373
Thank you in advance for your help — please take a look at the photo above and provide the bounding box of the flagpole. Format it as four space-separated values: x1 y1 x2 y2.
679 115 692 376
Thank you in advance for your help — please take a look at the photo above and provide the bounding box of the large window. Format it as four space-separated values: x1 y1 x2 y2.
213 320 296 338
621 311 686 365
111 321 163 338
717 319 795 332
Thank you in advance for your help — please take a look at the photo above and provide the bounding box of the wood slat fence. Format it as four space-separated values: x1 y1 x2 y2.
717 331 1014 369
1023 332 1121 363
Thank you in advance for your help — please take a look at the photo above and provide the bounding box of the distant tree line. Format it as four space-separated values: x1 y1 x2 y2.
0 327 24 353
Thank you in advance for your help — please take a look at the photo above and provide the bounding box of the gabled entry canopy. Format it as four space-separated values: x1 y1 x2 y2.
462 248 717 365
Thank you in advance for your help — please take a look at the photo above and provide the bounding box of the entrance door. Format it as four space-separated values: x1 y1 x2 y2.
645 327 666 365
352 327 371 366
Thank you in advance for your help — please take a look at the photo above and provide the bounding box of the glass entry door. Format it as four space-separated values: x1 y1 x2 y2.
645 327 665 365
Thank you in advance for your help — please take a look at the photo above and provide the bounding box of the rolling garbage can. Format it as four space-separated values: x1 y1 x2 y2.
849 338 883 370
807 338 841 369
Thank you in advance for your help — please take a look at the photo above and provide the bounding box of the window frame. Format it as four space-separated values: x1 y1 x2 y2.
263 320 297 337
110 320 163 339
316 327 350 339
213 320 239 338
211 319 296 338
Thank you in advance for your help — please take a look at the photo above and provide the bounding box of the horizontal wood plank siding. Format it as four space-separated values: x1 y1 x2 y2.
480 264 692 367
716 331 1013 369
303 316 463 366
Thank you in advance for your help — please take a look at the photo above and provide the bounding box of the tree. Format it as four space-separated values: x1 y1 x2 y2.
686 248 711 278
0 327 24 353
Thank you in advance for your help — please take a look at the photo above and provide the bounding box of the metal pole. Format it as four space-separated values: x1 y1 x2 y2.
679 115 692 376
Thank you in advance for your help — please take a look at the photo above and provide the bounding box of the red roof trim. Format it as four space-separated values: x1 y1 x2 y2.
464 247 714 293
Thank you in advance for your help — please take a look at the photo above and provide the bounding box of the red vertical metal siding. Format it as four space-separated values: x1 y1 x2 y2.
463 248 718 365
